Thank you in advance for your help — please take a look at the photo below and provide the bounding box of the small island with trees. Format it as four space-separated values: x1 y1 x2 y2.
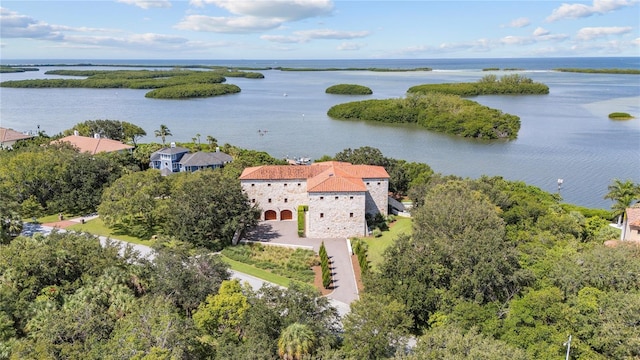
608 112 635 120
325 84 373 95
408 74 549 96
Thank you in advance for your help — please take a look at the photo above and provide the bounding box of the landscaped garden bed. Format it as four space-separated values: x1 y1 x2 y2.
221 242 319 284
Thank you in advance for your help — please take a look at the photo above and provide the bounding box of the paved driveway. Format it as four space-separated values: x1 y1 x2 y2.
243 221 359 306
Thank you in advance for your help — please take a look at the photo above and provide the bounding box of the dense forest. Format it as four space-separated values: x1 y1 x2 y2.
1 126 639 359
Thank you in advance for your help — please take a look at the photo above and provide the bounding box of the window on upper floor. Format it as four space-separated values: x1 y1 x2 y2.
320 213 324 218
268 199 272 203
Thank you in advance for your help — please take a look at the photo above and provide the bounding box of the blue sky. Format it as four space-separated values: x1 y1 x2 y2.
1 0 639 59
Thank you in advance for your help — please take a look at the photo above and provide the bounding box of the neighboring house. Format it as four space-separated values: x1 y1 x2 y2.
149 142 232 175
240 161 389 238
622 206 640 242
53 131 134 154
0 127 34 149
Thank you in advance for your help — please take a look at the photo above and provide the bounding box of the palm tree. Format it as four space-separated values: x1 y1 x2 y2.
206 135 218 149
604 179 640 225
154 124 172 146
278 323 316 360
195 133 201 145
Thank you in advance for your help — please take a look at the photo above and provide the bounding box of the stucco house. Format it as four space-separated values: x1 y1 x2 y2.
149 142 232 175
621 206 640 242
0 127 34 149
53 132 134 154
239 161 389 238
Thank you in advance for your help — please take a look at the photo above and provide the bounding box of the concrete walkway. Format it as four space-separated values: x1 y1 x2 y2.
243 221 359 306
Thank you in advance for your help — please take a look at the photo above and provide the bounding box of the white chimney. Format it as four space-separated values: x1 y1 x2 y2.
170 142 176 148
73 130 79 136
215 146 220 152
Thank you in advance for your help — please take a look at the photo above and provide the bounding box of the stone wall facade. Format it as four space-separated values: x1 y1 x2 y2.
307 192 367 238
242 179 308 221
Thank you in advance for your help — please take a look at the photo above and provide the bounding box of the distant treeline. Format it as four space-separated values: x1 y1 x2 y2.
408 74 549 96
0 69 259 99
0 66 39 73
554 68 640 74
482 68 524 71
276 67 432 72
328 93 520 140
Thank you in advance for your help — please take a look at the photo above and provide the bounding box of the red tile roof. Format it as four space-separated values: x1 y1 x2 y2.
240 161 389 193
53 134 134 155
0 127 34 143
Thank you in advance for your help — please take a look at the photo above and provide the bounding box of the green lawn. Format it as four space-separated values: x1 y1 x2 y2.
361 217 412 269
24 213 73 224
66 217 154 246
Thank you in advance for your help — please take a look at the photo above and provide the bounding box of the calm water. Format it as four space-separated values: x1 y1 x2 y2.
1 58 639 208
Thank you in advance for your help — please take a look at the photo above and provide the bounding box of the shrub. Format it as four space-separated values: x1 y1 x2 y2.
298 205 308 237
372 228 382 238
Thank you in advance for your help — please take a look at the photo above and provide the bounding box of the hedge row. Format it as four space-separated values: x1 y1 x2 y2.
297 205 308 237
319 241 331 289
351 239 369 274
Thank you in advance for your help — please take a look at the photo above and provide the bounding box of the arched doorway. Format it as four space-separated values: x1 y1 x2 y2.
280 209 293 220
264 210 277 221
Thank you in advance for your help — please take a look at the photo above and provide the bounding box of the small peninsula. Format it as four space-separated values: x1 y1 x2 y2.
325 84 373 95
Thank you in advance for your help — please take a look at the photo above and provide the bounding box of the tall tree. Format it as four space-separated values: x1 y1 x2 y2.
121 121 146 146
154 124 172 145
98 169 170 237
206 135 218 149
342 294 412 359
164 170 259 250
368 180 531 330
604 178 639 225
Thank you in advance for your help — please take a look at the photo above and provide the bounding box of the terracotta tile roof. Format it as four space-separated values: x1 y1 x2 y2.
54 135 134 155
0 127 34 143
627 207 640 228
240 161 389 193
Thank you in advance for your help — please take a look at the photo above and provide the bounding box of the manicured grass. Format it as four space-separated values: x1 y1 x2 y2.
361 217 412 269
221 255 292 288
24 213 73 223
66 217 154 246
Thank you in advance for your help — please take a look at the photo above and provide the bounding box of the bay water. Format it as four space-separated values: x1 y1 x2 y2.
1 58 639 208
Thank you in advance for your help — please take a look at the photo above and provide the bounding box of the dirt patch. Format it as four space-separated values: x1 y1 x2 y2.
312 265 333 296
42 220 77 229
351 254 364 293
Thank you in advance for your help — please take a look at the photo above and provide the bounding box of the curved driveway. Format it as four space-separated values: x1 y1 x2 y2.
242 221 359 307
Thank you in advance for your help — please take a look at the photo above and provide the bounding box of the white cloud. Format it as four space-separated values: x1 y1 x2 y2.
0 7 61 39
260 34 305 43
180 0 334 34
533 27 550 36
505 17 531 28
176 15 283 33
576 26 633 40
546 0 638 22
633 37 640 46
190 0 333 21
260 29 369 44
116 0 171 9
294 29 369 40
500 36 535 46
337 42 364 51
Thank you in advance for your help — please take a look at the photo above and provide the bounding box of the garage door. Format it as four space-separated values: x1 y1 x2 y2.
280 210 293 220
264 210 277 221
